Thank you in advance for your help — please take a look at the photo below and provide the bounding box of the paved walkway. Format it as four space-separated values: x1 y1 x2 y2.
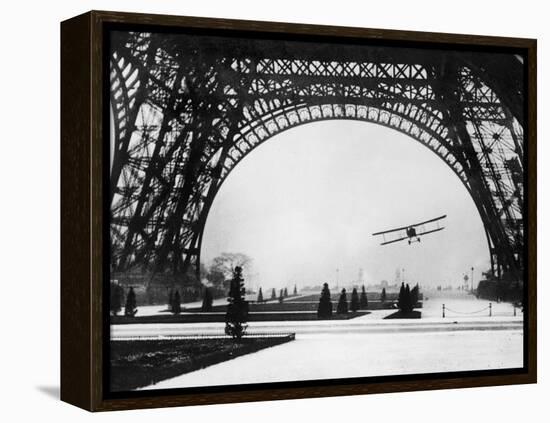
139 326 523 390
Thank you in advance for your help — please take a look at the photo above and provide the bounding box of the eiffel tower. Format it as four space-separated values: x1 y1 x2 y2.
108 30 524 290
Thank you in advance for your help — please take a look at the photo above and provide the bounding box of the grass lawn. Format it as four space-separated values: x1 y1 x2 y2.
384 310 422 319
110 336 294 391
185 301 401 312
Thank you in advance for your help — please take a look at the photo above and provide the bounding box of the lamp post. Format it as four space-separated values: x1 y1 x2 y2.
471 266 474 293
336 268 339 290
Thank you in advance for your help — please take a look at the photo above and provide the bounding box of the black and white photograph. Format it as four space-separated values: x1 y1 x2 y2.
3 0 548 419
107 25 528 394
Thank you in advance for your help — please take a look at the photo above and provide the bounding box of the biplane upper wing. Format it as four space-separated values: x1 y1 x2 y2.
409 215 447 228
371 215 446 236
372 225 410 236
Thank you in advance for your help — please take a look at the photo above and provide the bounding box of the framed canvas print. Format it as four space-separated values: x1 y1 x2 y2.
60 10 537 411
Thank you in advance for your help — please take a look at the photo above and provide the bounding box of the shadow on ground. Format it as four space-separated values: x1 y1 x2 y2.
36 385 59 399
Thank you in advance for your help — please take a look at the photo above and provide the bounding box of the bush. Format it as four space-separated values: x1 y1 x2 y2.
167 289 174 310
410 284 419 307
172 290 181 314
337 288 349 314
110 282 124 316
360 285 368 309
201 287 213 312
124 287 137 317
257 287 264 303
317 283 333 318
398 283 413 313
477 279 523 303
350 288 359 312
225 266 248 339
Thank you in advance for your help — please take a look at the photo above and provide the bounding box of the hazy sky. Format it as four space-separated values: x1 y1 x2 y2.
202 120 490 290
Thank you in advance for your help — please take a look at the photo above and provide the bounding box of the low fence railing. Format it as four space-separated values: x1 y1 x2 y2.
442 303 522 318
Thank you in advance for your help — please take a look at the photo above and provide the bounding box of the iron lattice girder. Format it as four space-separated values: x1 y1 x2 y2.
108 31 524 280
227 102 464 178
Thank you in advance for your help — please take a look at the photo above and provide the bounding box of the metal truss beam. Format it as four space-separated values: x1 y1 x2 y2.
108 31 524 287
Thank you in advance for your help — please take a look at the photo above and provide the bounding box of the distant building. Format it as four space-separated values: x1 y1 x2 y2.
394 268 401 284
356 268 365 286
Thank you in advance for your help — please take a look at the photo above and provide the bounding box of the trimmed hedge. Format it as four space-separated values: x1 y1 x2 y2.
111 311 369 324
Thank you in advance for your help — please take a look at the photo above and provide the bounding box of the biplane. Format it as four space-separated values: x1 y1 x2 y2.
372 215 447 246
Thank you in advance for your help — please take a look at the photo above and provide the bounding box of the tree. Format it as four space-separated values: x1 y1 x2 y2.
350 287 359 312
172 290 181 314
405 284 412 312
201 287 213 312
124 287 137 317
337 288 349 314
181 267 201 301
410 283 419 307
225 266 248 340
271 288 277 300
317 283 333 318
284 287 288 297
210 253 252 282
397 283 405 311
110 282 123 316
205 268 225 291
293 284 298 295
257 287 264 303
398 283 413 313
278 289 284 303
167 289 174 310
360 285 368 309
380 287 387 305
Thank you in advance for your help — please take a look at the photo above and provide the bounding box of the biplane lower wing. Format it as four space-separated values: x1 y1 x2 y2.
375 229 409 245
416 227 445 237
380 236 409 246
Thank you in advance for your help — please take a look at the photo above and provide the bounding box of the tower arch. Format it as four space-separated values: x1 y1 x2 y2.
107 31 524 288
